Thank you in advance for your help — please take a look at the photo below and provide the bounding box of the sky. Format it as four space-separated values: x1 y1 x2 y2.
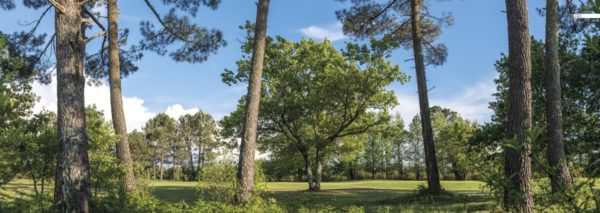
1 0 550 132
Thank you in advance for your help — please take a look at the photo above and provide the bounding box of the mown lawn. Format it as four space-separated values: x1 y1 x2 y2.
3 179 598 212
149 180 495 212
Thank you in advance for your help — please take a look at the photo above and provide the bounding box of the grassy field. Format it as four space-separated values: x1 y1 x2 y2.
3 179 598 212
149 180 493 212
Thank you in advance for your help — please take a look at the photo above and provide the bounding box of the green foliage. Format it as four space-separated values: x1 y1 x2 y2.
222 26 407 187
86 106 125 198
197 160 267 203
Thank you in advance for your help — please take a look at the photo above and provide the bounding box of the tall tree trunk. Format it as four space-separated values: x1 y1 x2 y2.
53 1 91 212
410 0 441 194
504 0 534 211
236 0 270 204
544 0 572 193
108 0 136 192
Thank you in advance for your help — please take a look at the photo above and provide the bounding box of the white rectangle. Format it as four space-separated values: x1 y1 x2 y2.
573 13 600 19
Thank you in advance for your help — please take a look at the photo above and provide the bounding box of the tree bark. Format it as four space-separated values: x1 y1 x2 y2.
302 152 316 190
504 0 534 211
314 150 323 190
236 0 270 204
53 1 91 212
544 0 572 193
108 0 136 192
410 0 441 194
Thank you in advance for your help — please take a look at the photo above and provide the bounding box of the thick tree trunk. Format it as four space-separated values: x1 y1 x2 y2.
236 0 270 204
504 0 534 212
314 151 323 191
108 0 136 192
53 1 91 212
452 161 466 181
410 0 441 194
349 162 356 180
544 0 572 193
302 152 315 190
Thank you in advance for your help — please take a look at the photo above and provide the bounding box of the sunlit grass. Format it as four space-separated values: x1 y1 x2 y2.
2 179 597 212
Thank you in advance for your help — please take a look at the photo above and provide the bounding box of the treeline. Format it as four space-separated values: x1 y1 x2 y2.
259 107 478 182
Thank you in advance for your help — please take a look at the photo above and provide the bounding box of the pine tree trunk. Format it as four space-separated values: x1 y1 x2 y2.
410 0 441 194
504 0 534 211
544 0 572 193
53 1 91 212
108 0 136 192
236 0 270 204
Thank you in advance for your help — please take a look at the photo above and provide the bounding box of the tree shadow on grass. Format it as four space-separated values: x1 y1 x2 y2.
266 188 495 212
152 185 198 203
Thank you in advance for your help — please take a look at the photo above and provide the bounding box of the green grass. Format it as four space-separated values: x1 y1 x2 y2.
147 180 494 212
3 179 598 212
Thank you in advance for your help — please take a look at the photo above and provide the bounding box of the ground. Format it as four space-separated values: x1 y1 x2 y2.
3 180 597 212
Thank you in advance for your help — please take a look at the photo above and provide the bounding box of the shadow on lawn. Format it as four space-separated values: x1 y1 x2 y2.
151 185 495 212
152 185 198 203
266 188 494 212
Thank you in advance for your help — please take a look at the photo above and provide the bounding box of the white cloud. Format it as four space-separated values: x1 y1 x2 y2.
300 23 346 42
32 75 155 132
393 81 495 125
165 104 199 119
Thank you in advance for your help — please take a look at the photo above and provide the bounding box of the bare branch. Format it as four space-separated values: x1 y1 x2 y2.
47 0 66 14
82 6 106 31
84 31 106 43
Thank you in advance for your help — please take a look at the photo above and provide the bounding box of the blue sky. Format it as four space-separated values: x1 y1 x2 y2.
1 0 549 131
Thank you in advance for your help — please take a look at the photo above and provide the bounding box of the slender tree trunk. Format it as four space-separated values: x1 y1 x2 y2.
188 141 195 180
53 1 91 212
544 0 572 193
196 143 204 173
410 0 441 194
504 0 534 211
236 0 270 204
108 0 136 192
159 151 164 181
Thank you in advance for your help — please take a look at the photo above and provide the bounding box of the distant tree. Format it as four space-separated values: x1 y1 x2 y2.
431 106 476 180
407 115 425 180
144 113 177 181
177 111 219 180
336 0 453 194
128 130 154 178
503 0 534 211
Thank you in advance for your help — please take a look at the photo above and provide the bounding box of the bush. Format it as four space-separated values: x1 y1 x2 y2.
197 160 267 203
